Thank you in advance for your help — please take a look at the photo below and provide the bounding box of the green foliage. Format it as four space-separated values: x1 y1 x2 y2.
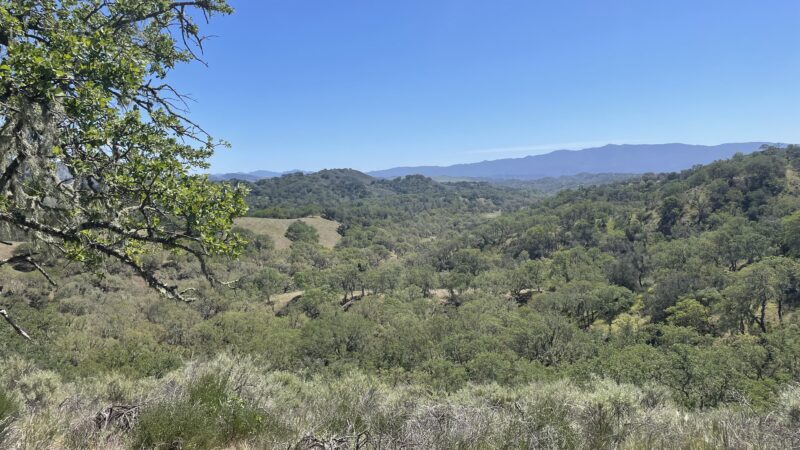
666 297 711 333
3 146 800 447
782 210 800 256
285 219 320 244
0 388 19 437
0 0 246 300
247 170 538 250
8 356 800 449
700 214 772 271
658 196 683 235
133 372 273 449
3 2 800 447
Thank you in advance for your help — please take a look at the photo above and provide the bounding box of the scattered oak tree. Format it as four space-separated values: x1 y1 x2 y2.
285 220 319 244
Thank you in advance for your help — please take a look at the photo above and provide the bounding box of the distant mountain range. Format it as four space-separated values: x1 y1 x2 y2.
211 142 772 182
209 169 309 182
367 143 771 180
209 170 283 182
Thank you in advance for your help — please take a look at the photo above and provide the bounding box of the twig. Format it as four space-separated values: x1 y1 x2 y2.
23 256 57 287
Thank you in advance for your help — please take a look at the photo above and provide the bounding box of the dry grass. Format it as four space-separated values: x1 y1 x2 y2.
430 289 451 300
270 290 303 312
0 241 20 261
3 356 800 450
234 217 341 250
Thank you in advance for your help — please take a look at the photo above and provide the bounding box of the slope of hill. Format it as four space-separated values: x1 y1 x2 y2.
439 172 641 192
368 142 770 180
5 146 800 448
233 216 341 249
244 169 538 220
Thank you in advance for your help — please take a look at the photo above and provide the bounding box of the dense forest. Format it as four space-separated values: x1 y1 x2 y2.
3 146 800 448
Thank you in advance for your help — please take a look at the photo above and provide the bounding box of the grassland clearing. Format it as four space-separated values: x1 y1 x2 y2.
234 216 341 249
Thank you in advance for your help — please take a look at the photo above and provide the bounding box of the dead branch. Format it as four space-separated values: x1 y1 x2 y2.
0 308 32 340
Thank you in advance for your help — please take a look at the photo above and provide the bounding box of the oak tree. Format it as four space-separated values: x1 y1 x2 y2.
0 0 247 339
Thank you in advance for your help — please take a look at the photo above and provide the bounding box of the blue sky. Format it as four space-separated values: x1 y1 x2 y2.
170 1 800 173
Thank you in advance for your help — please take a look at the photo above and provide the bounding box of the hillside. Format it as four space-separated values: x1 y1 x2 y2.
368 142 769 179
233 216 341 249
244 168 539 223
8 2 800 448
476 172 640 192
4 146 800 448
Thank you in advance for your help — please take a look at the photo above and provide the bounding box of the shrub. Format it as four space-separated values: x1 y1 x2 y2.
132 372 270 449
0 388 19 437
503 392 579 449
16 370 61 408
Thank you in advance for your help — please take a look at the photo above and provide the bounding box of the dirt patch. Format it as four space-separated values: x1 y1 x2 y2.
0 242 21 261
270 290 303 312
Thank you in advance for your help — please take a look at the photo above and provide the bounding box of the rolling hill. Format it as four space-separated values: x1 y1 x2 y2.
242 169 538 220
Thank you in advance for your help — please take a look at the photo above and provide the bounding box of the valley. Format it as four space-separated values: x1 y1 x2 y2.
3 146 800 448
2 3 798 447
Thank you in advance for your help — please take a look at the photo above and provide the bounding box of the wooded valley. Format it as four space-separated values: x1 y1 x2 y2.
2 2 800 448
3 146 800 448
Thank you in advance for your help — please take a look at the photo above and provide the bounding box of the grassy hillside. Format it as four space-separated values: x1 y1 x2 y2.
234 216 341 249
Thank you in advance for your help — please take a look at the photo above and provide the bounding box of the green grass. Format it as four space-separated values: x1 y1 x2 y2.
0 388 19 437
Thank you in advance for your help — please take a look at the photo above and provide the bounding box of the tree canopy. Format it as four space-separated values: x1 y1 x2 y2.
0 0 246 303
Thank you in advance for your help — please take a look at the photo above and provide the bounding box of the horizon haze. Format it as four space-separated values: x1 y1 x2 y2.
211 141 772 181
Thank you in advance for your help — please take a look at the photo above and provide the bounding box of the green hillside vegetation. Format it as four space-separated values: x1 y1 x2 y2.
3 146 800 447
491 172 641 192
427 172 639 192
246 169 539 221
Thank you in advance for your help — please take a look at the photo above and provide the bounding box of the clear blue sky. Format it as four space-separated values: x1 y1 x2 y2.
170 1 800 173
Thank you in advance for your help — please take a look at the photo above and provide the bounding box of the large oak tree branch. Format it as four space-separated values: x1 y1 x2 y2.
0 0 244 333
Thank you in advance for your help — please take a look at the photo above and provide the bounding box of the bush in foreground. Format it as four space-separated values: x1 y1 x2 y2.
132 372 279 449
0 355 799 449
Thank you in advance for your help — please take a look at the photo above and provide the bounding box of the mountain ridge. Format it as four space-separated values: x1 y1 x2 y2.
367 142 772 180
209 169 308 182
210 142 774 182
